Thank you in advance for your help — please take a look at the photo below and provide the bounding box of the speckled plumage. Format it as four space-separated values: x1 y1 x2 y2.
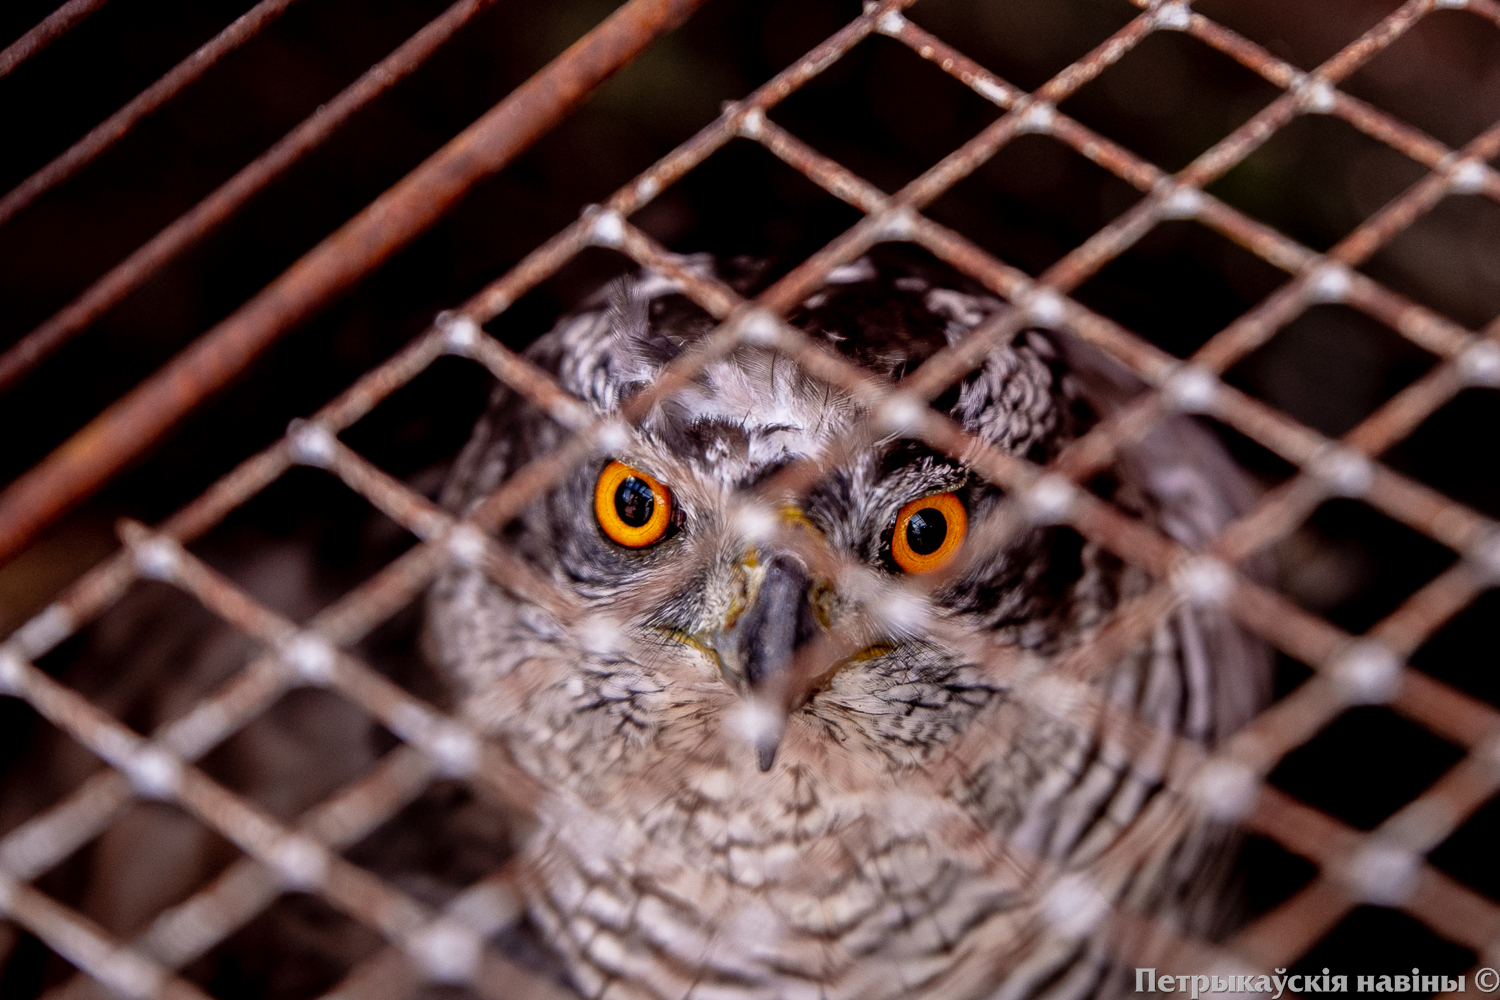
426 251 1270 1000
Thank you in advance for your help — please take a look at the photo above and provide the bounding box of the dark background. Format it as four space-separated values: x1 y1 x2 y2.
1 0 1498 995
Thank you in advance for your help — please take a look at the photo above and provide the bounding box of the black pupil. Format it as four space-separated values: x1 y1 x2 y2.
614 477 656 527
905 508 948 556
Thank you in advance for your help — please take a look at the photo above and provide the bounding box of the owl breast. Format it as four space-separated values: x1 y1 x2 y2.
426 250 1269 1000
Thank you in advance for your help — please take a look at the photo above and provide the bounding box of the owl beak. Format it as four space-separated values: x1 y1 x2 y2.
728 553 818 771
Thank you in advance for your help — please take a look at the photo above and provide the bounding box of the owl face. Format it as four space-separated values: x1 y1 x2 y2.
442 254 1094 774
428 254 1265 1000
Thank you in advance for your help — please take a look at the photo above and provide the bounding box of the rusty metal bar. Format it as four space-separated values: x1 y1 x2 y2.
0 0 111 80
0 0 712 569
2 636 569 1000
4 878 211 1000
1473 0 1500 27
0 0 305 229
39 747 439 1000
0 0 506 395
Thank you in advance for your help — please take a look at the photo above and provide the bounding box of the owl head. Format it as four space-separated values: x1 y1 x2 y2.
435 251 1112 781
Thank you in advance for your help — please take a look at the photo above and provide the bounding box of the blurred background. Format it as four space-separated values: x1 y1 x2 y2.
1 0 1498 995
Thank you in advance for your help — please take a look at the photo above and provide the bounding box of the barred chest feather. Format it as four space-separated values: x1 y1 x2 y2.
426 250 1270 1000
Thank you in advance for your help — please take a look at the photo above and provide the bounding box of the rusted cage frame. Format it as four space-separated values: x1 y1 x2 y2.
0 0 112 81
0 0 1498 997
0 0 112 82
0 0 713 559
0 0 308 232
0 0 514 394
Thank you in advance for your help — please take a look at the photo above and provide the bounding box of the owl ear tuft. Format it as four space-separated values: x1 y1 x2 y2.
1043 327 1149 417
604 259 727 378
606 276 680 372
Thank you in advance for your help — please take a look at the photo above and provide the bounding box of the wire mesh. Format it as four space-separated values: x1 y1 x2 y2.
1 0 1499 997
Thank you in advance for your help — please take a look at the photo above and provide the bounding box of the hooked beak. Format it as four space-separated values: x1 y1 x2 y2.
720 553 819 771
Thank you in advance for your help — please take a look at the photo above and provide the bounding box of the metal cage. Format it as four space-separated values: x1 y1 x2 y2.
2 0 1499 997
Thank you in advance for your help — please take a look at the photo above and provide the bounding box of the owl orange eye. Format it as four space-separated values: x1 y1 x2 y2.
595 461 674 548
891 492 966 574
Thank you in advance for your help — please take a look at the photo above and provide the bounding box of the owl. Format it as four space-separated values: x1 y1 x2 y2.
426 249 1270 1000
